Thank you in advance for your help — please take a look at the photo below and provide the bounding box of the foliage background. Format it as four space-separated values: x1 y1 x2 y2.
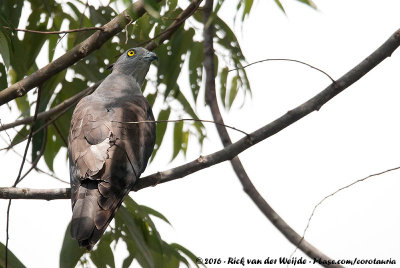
1 0 400 267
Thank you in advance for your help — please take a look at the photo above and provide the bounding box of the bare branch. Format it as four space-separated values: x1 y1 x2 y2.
0 27 398 211
17 128 47 184
229 58 335 83
292 165 400 258
0 135 68 184
202 1 340 266
6 85 43 267
0 0 161 106
2 26 104 35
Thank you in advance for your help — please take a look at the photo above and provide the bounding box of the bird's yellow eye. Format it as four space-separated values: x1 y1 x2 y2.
127 50 135 57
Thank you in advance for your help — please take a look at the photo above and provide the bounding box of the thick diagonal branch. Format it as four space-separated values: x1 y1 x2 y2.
0 0 161 106
202 1 341 267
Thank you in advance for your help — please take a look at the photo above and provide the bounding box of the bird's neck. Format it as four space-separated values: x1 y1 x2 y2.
94 72 144 98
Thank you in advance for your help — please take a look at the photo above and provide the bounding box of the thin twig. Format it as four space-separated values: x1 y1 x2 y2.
17 128 47 184
0 135 68 184
110 118 249 136
291 165 400 258
0 28 399 214
0 119 12 143
2 25 104 35
1 105 72 151
5 86 42 268
0 81 100 132
203 1 340 266
229 58 335 83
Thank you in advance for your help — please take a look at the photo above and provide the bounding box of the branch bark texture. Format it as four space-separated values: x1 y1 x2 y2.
202 1 342 267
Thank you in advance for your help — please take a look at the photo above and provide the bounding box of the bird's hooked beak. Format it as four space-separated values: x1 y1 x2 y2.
143 51 158 62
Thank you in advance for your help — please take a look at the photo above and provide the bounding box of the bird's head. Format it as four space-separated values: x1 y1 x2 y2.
111 47 158 85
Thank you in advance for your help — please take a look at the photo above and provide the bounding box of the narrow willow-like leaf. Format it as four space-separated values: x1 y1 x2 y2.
296 0 317 9
0 30 10 69
150 107 171 161
171 243 202 268
219 67 228 107
172 119 184 160
0 241 26 268
140 205 172 225
90 232 116 268
241 0 254 21
228 75 239 109
117 206 154 268
274 0 286 13
60 223 86 268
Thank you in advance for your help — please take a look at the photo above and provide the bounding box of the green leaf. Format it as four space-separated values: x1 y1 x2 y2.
117 206 154 268
48 34 58 62
182 130 189 156
140 205 171 225
228 75 239 109
242 0 254 21
188 42 204 102
150 107 171 161
171 243 202 268
90 232 115 268
296 0 317 9
143 0 161 18
274 0 286 13
0 0 24 27
0 30 10 69
9 125 29 149
0 63 7 89
219 67 228 107
122 255 135 268
172 119 183 160
0 241 26 268
60 223 86 268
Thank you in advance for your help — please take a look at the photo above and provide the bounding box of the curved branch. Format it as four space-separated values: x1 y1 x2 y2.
229 58 335 83
0 0 161 106
1 27 400 199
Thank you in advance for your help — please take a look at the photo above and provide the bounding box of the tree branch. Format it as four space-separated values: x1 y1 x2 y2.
0 0 203 132
0 0 161 106
6 85 43 268
0 26 398 207
228 58 335 83
202 1 341 267
2 26 104 35
144 0 202 51
0 81 100 132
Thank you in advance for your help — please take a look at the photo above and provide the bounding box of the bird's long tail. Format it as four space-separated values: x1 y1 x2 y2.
70 180 110 250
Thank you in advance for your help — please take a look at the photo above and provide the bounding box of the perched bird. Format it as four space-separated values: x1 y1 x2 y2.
68 47 157 250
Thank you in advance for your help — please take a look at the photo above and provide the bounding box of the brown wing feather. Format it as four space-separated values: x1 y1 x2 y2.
68 94 155 250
